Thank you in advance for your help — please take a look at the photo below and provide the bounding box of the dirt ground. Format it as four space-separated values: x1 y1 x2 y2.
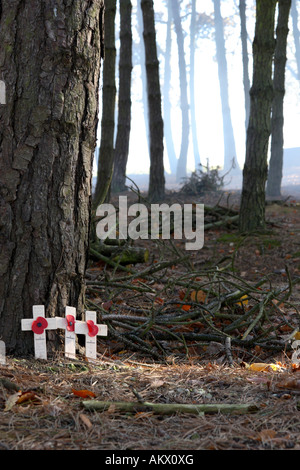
1 185 300 452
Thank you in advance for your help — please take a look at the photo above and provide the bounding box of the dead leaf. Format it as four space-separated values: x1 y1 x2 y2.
4 391 21 411
243 362 284 372
72 389 96 398
190 289 206 303
79 413 93 429
256 429 277 441
16 391 41 405
277 378 300 390
236 295 249 308
149 379 165 388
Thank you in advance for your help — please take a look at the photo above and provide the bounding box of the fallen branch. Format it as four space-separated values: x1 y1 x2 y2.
82 400 259 415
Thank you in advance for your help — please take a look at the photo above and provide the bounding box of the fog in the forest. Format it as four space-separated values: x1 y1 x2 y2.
95 0 300 192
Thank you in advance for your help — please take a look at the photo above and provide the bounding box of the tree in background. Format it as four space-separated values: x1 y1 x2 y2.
213 0 238 172
171 0 190 182
111 0 133 193
163 0 177 175
190 0 201 170
94 0 117 206
239 0 251 132
291 0 300 81
239 0 277 232
141 0 165 201
267 0 292 198
0 0 104 353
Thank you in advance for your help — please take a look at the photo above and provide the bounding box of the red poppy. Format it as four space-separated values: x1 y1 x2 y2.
31 317 48 335
66 315 75 332
86 320 98 337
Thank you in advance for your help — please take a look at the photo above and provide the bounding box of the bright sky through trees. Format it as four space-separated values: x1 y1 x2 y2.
97 0 300 182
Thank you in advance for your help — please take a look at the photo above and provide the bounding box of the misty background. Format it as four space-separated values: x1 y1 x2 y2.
95 0 300 191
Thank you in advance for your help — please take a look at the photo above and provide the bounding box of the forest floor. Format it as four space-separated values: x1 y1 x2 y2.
1 184 300 453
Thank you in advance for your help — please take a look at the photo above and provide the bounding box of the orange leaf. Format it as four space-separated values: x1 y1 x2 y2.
181 304 191 311
256 429 277 441
190 289 206 303
16 391 40 405
72 389 96 398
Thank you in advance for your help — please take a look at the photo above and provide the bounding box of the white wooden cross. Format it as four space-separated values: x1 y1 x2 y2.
56 306 77 359
0 80 6 104
75 311 107 360
0 341 5 365
21 305 57 360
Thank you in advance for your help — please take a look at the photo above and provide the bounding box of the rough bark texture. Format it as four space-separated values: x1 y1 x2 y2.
111 0 132 193
239 0 277 232
0 0 104 353
141 0 165 202
94 0 116 206
267 0 291 198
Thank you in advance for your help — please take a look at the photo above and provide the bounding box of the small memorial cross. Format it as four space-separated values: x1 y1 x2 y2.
21 305 57 360
56 306 77 359
75 311 107 360
0 341 5 365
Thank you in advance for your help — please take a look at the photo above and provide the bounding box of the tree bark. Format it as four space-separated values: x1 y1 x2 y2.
239 0 277 232
0 0 104 353
141 0 165 202
94 0 117 206
111 0 132 193
267 0 291 198
213 0 238 171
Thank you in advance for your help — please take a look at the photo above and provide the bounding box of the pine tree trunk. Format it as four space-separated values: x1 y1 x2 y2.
94 0 117 206
141 0 165 202
239 0 277 232
267 0 291 198
0 0 104 354
111 0 133 193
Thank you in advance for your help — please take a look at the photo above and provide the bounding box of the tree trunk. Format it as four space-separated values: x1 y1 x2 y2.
137 1 150 155
0 0 104 354
239 0 251 132
190 0 201 170
213 0 238 171
239 0 277 232
141 0 165 202
171 0 190 182
267 0 291 198
94 0 117 206
163 0 177 175
111 0 133 193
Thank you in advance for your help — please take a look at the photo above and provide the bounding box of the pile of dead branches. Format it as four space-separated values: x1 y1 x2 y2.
86 245 300 360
